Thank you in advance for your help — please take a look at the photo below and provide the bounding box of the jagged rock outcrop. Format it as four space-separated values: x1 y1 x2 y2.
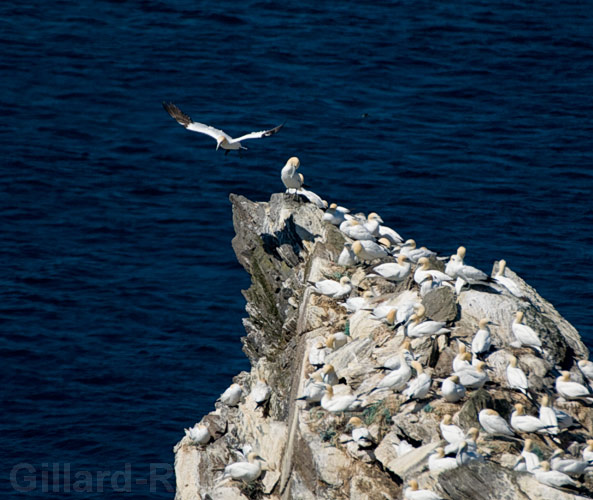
174 193 592 500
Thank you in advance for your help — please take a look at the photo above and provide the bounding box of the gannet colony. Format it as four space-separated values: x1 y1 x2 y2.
175 157 593 500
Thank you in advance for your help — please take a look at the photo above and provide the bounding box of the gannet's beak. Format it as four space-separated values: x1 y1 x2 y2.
216 142 221 151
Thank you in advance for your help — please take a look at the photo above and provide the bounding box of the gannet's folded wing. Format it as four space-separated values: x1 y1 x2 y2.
162 102 229 141
230 122 284 143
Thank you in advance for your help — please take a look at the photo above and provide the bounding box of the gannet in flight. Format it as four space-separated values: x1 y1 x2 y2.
162 102 284 154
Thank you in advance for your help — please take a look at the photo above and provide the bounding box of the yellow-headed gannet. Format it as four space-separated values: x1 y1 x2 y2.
347 417 375 448
402 361 432 401
321 364 339 386
444 427 479 455
440 414 465 444
280 156 303 193
184 422 212 445
582 440 593 462
340 290 374 313
222 452 265 482
555 371 593 402
326 332 348 351
323 203 350 225
375 340 414 371
321 385 362 413
218 383 242 406
493 259 524 297
452 344 471 373
456 440 484 466
534 461 578 489
363 212 383 237
428 447 458 473
445 246 466 276
339 219 375 241
370 352 412 393
404 480 443 500
308 342 328 368
511 403 548 434
512 311 543 351
506 355 529 394
400 239 436 263
478 409 514 436
405 304 450 338
413 257 454 285
337 242 357 267
251 379 271 409
538 395 559 435
550 449 590 476
352 240 389 261
311 276 352 298
472 318 493 357
163 102 283 154
441 375 466 403
297 373 325 403
372 254 411 281
454 360 489 389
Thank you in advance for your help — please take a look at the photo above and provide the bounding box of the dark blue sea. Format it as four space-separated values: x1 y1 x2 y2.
2 1 593 497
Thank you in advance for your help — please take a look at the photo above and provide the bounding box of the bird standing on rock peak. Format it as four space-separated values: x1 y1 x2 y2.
281 157 303 193
162 101 283 154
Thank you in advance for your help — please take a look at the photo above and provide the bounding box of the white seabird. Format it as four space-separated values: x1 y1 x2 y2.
440 414 465 445
375 340 414 370
308 342 328 368
363 212 383 237
578 359 593 383
582 439 593 463
441 375 466 403
402 361 432 402
405 304 450 338
555 371 593 402
347 417 374 448
472 318 493 357
444 246 465 277
404 480 443 500
337 242 357 267
340 291 374 313
251 379 271 408
219 383 242 406
323 203 350 225
321 385 362 413
452 345 471 373
478 409 515 436
400 239 436 263
512 311 543 352
222 452 265 482
454 360 489 390
326 332 348 351
280 156 303 193
184 422 212 445
534 461 578 489
506 355 529 395
311 276 352 299
413 257 454 285
538 395 559 435
519 439 541 472
428 447 458 473
444 427 479 455
297 373 325 404
320 364 339 386
456 440 484 466
339 219 375 241
372 254 411 281
511 403 548 434
352 240 389 262
493 259 524 297
370 352 412 393
163 102 283 154
550 449 590 476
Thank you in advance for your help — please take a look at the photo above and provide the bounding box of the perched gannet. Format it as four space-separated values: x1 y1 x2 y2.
454 360 489 389
184 423 211 445
337 242 357 267
280 157 303 193
326 332 348 351
472 318 493 357
404 480 443 500
440 414 465 445
340 291 373 313
400 239 436 263
339 219 375 241
375 340 414 371
311 276 352 299
347 417 374 448
456 440 484 466
163 102 283 153
582 440 593 462
452 344 471 373
321 385 362 413
506 355 529 395
512 311 542 352
478 409 515 436
419 275 440 297
222 452 265 482
297 373 325 403
376 221 404 245
384 302 417 327
372 254 411 281
308 342 328 368
441 375 466 403
402 361 432 401
405 304 450 338
550 449 590 476
444 427 479 455
428 447 458 473
363 212 383 237
520 439 541 472
219 383 242 406
538 395 559 435
578 359 593 383
493 259 524 297
445 247 490 290
323 203 350 225
534 461 578 489
251 379 271 408
352 240 389 262
370 353 412 393
321 364 339 386
413 257 454 285
511 403 548 434
445 246 466 276
555 371 593 402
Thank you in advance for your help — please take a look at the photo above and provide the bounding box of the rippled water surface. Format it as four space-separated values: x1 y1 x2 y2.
2 1 593 497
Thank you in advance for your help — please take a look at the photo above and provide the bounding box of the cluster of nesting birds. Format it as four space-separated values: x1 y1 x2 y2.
183 158 593 496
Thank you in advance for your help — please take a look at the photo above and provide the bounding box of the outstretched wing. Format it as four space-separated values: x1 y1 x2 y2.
230 122 285 144
162 102 230 142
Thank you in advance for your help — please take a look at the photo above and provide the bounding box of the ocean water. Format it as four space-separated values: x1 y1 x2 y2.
2 1 592 497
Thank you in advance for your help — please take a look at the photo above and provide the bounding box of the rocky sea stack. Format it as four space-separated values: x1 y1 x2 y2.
174 192 593 500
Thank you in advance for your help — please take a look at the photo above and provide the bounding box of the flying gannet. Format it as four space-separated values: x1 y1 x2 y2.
162 102 283 154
